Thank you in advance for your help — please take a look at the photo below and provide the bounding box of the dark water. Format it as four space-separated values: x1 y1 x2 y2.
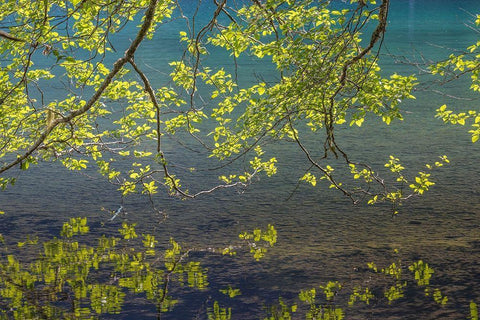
1 0 480 319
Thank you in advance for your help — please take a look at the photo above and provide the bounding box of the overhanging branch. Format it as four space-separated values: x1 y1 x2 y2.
0 0 159 174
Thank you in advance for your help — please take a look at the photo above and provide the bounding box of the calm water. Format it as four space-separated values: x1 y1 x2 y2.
1 0 480 319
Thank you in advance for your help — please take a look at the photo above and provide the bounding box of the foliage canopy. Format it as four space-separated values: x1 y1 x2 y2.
0 0 452 208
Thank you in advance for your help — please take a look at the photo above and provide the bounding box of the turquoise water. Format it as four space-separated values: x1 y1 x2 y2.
1 0 480 318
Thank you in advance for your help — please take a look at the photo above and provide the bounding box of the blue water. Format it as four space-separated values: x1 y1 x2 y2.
1 0 480 319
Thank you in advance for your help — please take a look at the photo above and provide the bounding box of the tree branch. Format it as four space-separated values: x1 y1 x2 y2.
0 0 159 174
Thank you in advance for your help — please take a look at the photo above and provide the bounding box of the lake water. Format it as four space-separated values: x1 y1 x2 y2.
1 0 480 319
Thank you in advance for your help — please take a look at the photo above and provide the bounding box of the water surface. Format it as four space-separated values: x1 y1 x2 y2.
1 0 480 319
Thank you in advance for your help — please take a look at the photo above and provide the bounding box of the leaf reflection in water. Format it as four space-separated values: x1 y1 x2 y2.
0 217 276 319
0 218 476 319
